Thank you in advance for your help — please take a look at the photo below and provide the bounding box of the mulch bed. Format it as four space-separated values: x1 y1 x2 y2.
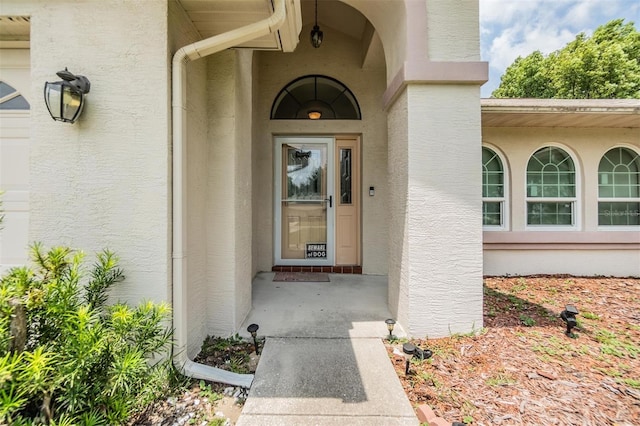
386 276 640 426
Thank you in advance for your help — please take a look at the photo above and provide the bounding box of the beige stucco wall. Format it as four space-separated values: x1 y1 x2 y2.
425 0 481 61
384 0 485 337
205 49 254 339
253 22 389 275
483 126 640 277
11 0 173 305
387 84 484 337
169 0 211 357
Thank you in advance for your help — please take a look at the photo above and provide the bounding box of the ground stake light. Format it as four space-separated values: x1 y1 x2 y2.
44 68 91 123
402 343 416 375
385 318 396 340
247 323 260 355
560 304 579 338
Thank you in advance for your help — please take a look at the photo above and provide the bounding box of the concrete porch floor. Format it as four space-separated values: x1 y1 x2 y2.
235 272 418 425
238 272 407 339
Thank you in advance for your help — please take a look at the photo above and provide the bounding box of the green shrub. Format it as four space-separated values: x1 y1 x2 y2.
0 244 174 425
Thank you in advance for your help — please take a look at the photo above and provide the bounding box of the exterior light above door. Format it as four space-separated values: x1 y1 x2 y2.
310 0 323 48
44 68 90 123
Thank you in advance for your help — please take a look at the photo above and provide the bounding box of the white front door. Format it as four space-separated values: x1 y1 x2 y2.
275 137 334 265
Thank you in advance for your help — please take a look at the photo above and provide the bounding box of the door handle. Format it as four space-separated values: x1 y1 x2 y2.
325 195 332 208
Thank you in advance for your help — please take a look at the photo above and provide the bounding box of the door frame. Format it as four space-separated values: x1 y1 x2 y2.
274 136 335 265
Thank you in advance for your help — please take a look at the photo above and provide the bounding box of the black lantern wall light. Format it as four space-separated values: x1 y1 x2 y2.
44 68 90 123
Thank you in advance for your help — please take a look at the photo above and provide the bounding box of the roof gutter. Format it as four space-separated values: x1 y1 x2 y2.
172 0 288 389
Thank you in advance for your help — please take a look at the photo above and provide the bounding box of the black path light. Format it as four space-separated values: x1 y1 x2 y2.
44 68 90 123
247 323 260 355
402 343 416 375
560 304 579 338
385 318 396 341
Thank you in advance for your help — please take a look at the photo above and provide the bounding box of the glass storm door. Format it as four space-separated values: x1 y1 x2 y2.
275 137 334 265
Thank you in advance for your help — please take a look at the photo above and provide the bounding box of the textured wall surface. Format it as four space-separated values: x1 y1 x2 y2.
26 0 171 305
205 50 254 337
388 84 484 338
169 0 211 357
386 90 410 329
425 0 481 61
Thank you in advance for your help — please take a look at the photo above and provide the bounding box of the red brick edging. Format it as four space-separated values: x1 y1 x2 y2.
416 405 451 426
271 265 362 274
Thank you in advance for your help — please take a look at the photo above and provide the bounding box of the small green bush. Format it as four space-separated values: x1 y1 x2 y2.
0 244 174 425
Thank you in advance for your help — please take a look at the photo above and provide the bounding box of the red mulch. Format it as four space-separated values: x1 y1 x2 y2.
386 276 640 426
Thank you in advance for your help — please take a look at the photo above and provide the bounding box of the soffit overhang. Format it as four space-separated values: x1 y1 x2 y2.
179 0 302 52
482 98 640 129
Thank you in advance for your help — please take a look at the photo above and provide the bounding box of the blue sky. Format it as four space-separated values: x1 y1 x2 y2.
480 0 640 97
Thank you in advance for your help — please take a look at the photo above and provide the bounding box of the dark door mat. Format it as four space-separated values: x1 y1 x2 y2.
273 272 330 282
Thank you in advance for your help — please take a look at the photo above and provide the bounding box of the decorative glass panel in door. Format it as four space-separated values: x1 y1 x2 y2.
277 138 334 263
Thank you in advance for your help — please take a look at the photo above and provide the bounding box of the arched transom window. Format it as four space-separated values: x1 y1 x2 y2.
482 147 505 227
0 81 29 110
270 75 361 120
598 147 640 226
526 146 576 226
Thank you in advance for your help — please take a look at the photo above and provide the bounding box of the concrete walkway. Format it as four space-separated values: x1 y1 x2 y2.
236 273 418 425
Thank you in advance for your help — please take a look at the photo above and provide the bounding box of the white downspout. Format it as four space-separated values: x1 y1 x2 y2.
172 0 288 388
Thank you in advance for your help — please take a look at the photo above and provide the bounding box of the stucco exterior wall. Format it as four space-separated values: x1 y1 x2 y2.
425 0 481 61
205 50 254 338
386 89 410 330
169 0 210 357
21 0 171 305
482 126 640 277
254 23 388 275
485 250 640 277
390 84 484 337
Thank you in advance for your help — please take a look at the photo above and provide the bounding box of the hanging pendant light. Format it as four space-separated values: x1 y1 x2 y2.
310 0 323 48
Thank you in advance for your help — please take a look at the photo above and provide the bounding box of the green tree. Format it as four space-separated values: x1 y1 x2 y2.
493 19 640 99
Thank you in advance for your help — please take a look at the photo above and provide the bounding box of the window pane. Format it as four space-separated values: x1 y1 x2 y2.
482 148 504 200
0 81 16 98
598 202 640 226
0 95 30 110
599 148 640 199
483 202 502 226
339 148 352 204
527 202 573 225
527 147 575 200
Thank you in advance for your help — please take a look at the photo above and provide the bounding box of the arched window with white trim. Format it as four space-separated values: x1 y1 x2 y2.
598 147 640 226
526 146 576 226
482 146 506 228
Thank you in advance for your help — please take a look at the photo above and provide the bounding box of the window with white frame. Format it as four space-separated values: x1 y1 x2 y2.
598 147 640 226
526 146 576 226
482 147 504 227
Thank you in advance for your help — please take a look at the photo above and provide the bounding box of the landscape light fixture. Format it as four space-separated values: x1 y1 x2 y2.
560 304 579 338
402 343 416 375
385 318 396 340
310 0 323 48
44 68 90 123
247 323 260 354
